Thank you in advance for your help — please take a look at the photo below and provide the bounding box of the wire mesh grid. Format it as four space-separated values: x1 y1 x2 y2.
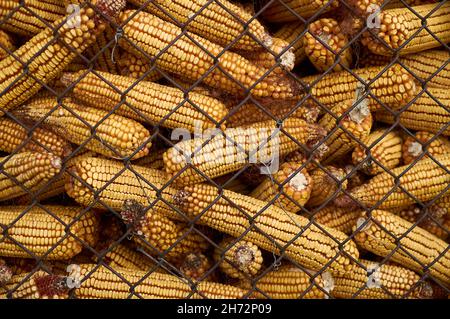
0 0 448 299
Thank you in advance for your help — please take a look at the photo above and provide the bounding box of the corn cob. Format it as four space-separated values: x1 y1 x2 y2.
354 210 450 286
0 0 66 36
250 161 313 213
362 3 450 56
308 205 361 234
261 0 340 22
0 0 126 115
303 64 416 112
163 118 327 186
94 243 162 272
428 195 450 218
213 237 263 279
1 271 70 299
66 156 179 213
15 95 151 159
0 205 98 260
127 0 270 51
84 24 119 74
75 264 247 299
0 117 71 157
283 143 330 171
173 183 360 275
320 99 374 164
0 259 12 286
0 29 14 59
178 253 213 281
120 199 209 264
0 151 62 201
16 175 66 204
134 148 166 170
213 174 252 195
307 166 348 207
332 259 433 299
117 50 162 82
344 164 368 189
402 131 450 165
119 10 298 99
226 100 320 127
239 266 331 299
357 51 392 68
352 129 403 175
376 88 450 136
336 154 450 209
384 0 437 9
274 22 307 65
62 71 228 132
1 258 36 276
304 18 353 72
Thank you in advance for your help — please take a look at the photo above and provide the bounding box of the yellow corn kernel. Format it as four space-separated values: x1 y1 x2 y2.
307 205 361 234
0 29 14 60
262 0 340 22
117 50 162 82
274 22 307 65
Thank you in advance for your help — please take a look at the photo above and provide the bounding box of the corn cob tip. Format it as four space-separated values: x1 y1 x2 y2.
95 0 127 19
120 199 146 230
0 264 12 286
60 72 78 88
417 281 435 299
233 245 257 270
51 157 62 170
34 274 70 298
334 193 357 208
173 189 192 208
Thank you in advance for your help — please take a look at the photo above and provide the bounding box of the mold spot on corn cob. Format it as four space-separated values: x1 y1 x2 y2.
0 260 12 286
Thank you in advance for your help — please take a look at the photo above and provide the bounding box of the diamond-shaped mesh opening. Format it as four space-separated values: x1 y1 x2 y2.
0 0 448 300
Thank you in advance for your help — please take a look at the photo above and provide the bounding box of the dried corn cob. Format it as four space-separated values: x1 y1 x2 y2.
274 22 307 65
66 156 178 213
15 95 151 159
239 266 331 299
336 154 450 209
134 148 166 170
308 205 360 234
250 161 313 213
0 0 66 36
0 259 12 286
304 18 353 72
307 166 348 207
0 205 98 260
1 258 36 276
117 50 162 82
163 118 327 186
173 184 360 275
354 210 450 286
402 131 450 165
16 175 66 204
120 199 208 264
0 152 62 201
85 24 119 74
213 237 263 279
332 259 433 299
320 99 373 164
262 0 340 22
62 70 228 132
352 129 403 175
226 100 320 127
1 272 69 299
0 29 14 59
119 10 298 99
302 64 417 111
376 88 450 136
75 264 247 298
362 3 450 55
344 164 368 189
0 0 126 115
384 0 437 9
283 143 330 171
178 253 213 281
213 174 252 195
357 51 392 68
127 0 270 51
428 195 450 218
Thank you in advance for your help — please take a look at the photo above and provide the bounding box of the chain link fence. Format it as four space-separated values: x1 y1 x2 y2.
0 0 449 299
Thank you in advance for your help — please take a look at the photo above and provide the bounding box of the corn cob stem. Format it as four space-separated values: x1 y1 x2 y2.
0 259 12 286
62 70 228 132
163 118 327 186
173 183 360 275
213 237 263 279
0 0 66 36
238 265 332 299
15 95 151 159
302 64 417 112
362 3 450 55
304 18 353 72
354 210 450 286
307 166 348 207
0 0 126 115
0 29 14 60
75 264 248 299
119 10 299 99
250 161 312 213
375 88 450 136
178 253 213 281
262 0 340 22
307 205 360 235
127 0 270 51
274 22 307 65
117 50 162 82
352 129 403 175
0 205 98 260
1 272 70 299
402 131 450 165
335 154 450 209
332 259 433 299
